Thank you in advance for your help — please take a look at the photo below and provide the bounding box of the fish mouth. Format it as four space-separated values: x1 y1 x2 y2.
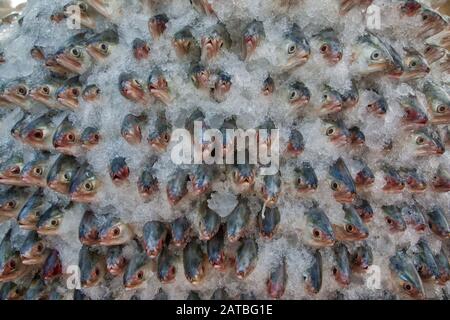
120 82 147 103
320 101 343 115
149 20 167 39
37 227 59 236
173 39 192 57
71 192 96 203
85 45 107 62
22 174 46 188
284 51 310 70
56 53 84 75
21 256 44 265
242 37 258 61
186 273 204 285
149 87 171 106
0 175 26 186
124 281 145 291
134 45 150 60
47 180 69 194
333 191 355 203
108 265 125 276
166 191 186 206
290 96 310 108
79 16 96 30
2 92 27 108
365 61 392 74
18 221 37 230
201 38 221 61
430 115 450 125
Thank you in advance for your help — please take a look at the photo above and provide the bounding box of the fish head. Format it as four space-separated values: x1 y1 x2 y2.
287 81 310 108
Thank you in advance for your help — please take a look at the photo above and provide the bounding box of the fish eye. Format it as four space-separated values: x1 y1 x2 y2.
415 136 425 145
6 201 16 208
403 283 413 292
288 44 296 54
84 182 94 191
112 227 121 237
437 105 447 113
424 46 431 53
330 181 339 191
63 172 72 181
371 51 380 60
290 91 297 100
33 130 44 139
345 224 354 233
36 243 43 252
137 270 144 280
320 44 328 53
71 48 81 58
41 86 50 95
66 133 76 142
94 267 100 277
332 267 337 275
8 260 16 270
132 79 142 88
51 219 59 227
35 211 41 218
100 43 109 53
163 133 170 143
312 228 321 239
409 60 417 68
326 127 335 136
385 217 393 225
72 88 80 97
17 86 28 96
323 94 328 100
422 14 428 21
33 167 43 176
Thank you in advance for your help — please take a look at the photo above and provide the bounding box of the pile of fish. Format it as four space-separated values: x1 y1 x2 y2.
0 0 449 300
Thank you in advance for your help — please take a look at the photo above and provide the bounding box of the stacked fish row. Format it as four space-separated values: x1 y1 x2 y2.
0 0 449 300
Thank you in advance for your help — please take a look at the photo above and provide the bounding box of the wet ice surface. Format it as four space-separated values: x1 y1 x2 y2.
0 0 449 300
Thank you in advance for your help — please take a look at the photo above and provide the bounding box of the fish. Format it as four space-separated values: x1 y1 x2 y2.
119 73 147 104
0 152 26 186
106 246 127 277
434 248 450 285
277 23 310 70
78 245 106 288
148 14 169 39
99 216 134 246
389 250 424 299
17 189 46 230
133 38 150 61
230 162 256 193
258 206 281 240
348 126 365 146
80 127 100 149
397 94 428 130
260 172 282 208
137 162 159 201
123 249 152 290
79 210 102 246
53 116 81 155
207 225 226 271
82 84 101 102
329 157 356 203
42 249 62 282
382 205 407 232
313 28 343 64
157 245 176 283
190 0 216 16
0 282 25 300
341 80 359 109
36 204 65 236
323 119 350 145
286 81 311 108
286 129 304 156
69 164 100 203
423 44 447 65
412 238 439 281
241 20 265 61
425 207 449 240
166 169 188 206
20 111 59 151
10 112 30 141
235 238 258 279
85 29 119 62
211 70 232 103
417 7 448 40
304 205 335 247
29 81 62 109
411 128 445 156
267 256 287 299
109 157 130 185
332 243 351 287
183 239 206 284
294 162 318 193
304 250 322 295
55 77 83 110
0 187 30 219
333 204 369 241
56 33 93 74
400 48 430 81
142 221 167 258
0 79 31 109
173 26 199 59
148 111 172 151
399 168 427 192
339 0 373 15
0 229 28 282
21 154 52 188
24 275 48 300
319 85 343 115
352 31 395 75
401 203 427 233
381 164 405 193
19 231 46 265
423 81 450 125
366 92 388 116
353 197 374 222
351 242 373 273
262 75 275 96
170 216 191 247
201 23 231 62
121 114 147 145
198 200 221 241
432 164 450 192
147 68 171 105
226 197 251 243
47 155 80 194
